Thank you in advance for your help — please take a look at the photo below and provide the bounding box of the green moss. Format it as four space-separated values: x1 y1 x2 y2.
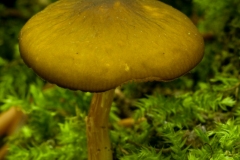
0 0 239 159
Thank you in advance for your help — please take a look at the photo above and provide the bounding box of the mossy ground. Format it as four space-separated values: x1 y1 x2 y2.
0 0 239 159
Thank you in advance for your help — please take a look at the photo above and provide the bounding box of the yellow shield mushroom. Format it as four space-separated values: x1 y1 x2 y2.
19 0 204 159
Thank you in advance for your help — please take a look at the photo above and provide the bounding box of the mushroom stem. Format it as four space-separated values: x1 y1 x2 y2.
86 89 115 160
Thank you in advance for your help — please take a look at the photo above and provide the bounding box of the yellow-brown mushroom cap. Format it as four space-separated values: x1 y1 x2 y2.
19 0 204 92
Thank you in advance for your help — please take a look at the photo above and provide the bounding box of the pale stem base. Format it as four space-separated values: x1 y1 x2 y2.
86 89 115 160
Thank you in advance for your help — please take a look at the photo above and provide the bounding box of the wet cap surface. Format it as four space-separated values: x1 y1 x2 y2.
19 0 204 92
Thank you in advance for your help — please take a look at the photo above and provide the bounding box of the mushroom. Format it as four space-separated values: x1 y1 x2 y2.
19 0 204 160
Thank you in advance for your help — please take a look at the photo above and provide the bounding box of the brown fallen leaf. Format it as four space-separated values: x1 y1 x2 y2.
0 107 26 160
118 117 146 127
